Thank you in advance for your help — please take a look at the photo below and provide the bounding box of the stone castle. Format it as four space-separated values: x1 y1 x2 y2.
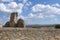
4 12 25 27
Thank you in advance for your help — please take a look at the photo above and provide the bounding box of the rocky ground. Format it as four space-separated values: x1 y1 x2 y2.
0 28 60 40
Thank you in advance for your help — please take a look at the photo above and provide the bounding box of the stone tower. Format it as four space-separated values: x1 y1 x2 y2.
9 12 18 27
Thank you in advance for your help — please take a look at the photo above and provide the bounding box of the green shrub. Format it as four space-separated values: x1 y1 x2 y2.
55 24 60 29
32 26 41 28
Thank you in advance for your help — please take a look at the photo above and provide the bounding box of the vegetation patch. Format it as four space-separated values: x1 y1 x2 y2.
55 24 60 29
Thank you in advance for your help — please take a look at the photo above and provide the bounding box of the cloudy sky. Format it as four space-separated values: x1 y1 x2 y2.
0 0 60 25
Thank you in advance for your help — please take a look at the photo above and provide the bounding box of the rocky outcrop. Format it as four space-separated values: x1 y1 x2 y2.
4 21 10 27
4 12 25 28
10 12 18 24
16 19 25 28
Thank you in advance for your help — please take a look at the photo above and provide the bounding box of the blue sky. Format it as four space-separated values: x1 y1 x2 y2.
0 0 60 25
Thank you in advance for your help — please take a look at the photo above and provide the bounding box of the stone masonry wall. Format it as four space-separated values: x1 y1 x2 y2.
0 28 60 40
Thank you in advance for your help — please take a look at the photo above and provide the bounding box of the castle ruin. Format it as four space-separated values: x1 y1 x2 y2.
4 12 25 28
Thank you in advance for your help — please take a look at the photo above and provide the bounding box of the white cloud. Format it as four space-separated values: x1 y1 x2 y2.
28 13 35 18
37 14 44 18
18 0 27 4
52 3 60 7
0 0 14 2
23 0 27 3
0 2 24 13
26 2 32 6
0 3 11 12
8 2 18 9
32 4 45 12
0 0 29 14
28 13 56 19
18 13 35 19
18 15 25 19
45 15 56 18
1 3 58 19
20 13 56 20
27 4 60 19
32 4 60 14
21 4 60 19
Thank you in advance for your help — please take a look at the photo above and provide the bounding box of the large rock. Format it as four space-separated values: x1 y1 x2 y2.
16 19 25 28
10 12 18 27
10 12 18 24
4 12 18 27
3 21 10 27
4 12 25 28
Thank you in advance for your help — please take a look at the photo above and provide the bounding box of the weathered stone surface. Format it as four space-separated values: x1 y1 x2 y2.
0 28 60 40
4 21 10 27
4 12 25 28
4 12 18 27
17 19 25 28
10 12 18 27
10 12 18 24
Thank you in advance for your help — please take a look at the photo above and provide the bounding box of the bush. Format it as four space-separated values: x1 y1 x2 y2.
55 24 60 29
32 26 41 28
